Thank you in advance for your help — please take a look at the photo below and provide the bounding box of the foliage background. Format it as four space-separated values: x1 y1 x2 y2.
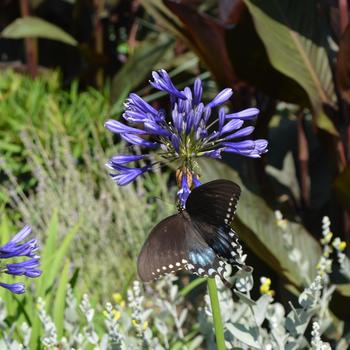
0 0 350 348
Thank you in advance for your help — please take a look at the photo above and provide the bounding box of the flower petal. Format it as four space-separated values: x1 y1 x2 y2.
105 120 147 135
126 93 158 116
144 121 171 137
204 150 222 159
0 282 25 294
221 119 244 135
110 166 150 186
109 154 145 165
120 133 158 149
150 70 186 99
226 108 260 120
193 78 203 105
224 126 255 140
207 88 233 108
177 173 190 208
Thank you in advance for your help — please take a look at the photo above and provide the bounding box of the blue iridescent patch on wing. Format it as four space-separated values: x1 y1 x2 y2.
209 226 232 256
189 248 216 267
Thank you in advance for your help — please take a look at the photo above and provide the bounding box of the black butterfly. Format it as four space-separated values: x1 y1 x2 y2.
137 179 243 283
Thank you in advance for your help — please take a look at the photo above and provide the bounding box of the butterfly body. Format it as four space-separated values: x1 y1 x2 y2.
137 180 242 282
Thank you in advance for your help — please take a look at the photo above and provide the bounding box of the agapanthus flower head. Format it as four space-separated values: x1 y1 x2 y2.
105 69 268 203
0 225 41 294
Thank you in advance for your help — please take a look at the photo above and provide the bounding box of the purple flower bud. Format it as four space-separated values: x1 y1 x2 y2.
185 110 194 134
1 225 31 247
184 99 192 115
183 87 192 100
120 133 159 149
0 225 39 259
192 175 202 188
172 106 183 133
150 70 186 100
195 126 208 140
221 119 244 135
177 173 190 208
0 282 25 294
109 154 145 165
203 106 211 125
218 108 226 132
204 150 222 159
255 139 269 152
207 88 233 108
127 93 158 116
193 103 204 129
144 121 171 137
6 258 41 277
105 120 147 135
223 139 268 157
123 110 148 123
171 134 180 153
224 126 255 140
193 78 203 105
226 108 260 120
110 166 150 186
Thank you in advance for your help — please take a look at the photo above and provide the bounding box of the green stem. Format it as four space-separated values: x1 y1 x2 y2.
207 278 226 350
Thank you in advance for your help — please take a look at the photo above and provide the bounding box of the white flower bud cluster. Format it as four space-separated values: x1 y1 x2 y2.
311 322 331 350
37 297 58 347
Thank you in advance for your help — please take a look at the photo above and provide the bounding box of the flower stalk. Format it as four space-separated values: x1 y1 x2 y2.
207 278 226 350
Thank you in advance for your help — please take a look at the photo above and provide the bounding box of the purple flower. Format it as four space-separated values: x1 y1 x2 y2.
226 108 260 120
177 173 191 208
207 88 233 108
150 70 186 100
0 282 25 294
109 154 145 165
105 120 147 135
6 258 41 277
105 69 268 197
0 225 41 294
223 140 268 158
0 225 38 259
107 164 150 186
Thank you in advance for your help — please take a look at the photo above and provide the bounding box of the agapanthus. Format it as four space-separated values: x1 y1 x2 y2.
105 69 268 205
0 225 41 294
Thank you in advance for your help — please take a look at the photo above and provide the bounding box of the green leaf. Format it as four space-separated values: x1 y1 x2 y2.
38 220 81 296
110 34 173 114
53 261 70 339
40 210 58 268
1 16 77 46
244 0 338 135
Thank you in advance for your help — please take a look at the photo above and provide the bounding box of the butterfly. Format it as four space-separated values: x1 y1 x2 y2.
137 179 243 283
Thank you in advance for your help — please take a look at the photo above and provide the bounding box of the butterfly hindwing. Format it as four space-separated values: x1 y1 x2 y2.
137 212 229 281
137 214 187 282
191 219 242 265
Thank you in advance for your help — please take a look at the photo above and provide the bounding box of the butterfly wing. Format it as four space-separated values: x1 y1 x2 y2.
186 180 242 265
186 179 241 226
137 212 228 282
137 214 187 282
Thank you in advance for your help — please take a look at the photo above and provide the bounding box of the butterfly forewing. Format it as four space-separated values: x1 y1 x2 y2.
186 179 241 226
